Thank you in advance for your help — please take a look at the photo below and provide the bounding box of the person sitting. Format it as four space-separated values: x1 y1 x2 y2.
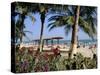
83 45 85 48
77 45 80 48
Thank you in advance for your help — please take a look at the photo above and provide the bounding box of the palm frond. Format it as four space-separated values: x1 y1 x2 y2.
48 15 74 33
85 16 97 34
79 17 96 39
27 13 36 24
67 6 76 16
66 16 74 25
64 25 72 35
48 21 65 31
48 15 63 22
48 24 57 31
23 30 33 35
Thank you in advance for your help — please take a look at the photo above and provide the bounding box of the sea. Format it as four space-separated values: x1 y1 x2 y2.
17 39 97 46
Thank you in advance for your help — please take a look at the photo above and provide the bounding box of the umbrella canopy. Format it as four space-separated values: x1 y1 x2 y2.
51 37 63 39
51 37 63 45
33 37 63 45
43 38 51 40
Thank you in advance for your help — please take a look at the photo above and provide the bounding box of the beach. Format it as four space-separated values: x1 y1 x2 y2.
19 40 97 58
12 2 97 72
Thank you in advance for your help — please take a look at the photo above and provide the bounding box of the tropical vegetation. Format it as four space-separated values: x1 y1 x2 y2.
48 5 97 58
11 2 97 73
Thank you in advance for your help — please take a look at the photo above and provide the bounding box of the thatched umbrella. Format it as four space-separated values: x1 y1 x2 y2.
51 37 63 45
34 39 40 45
43 38 51 46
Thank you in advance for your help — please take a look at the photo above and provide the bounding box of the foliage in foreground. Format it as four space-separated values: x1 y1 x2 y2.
15 47 97 73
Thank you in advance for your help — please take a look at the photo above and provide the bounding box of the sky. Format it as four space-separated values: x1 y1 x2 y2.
22 13 93 41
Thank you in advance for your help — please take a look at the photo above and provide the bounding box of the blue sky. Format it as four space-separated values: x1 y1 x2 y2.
22 13 92 41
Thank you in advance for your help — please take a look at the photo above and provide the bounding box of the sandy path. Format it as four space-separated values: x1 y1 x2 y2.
77 46 97 58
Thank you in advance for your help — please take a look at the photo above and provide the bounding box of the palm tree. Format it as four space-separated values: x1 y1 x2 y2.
68 6 80 58
12 2 35 44
15 13 26 43
14 11 33 44
14 2 67 52
11 2 20 44
15 26 32 43
14 3 47 52
48 5 97 58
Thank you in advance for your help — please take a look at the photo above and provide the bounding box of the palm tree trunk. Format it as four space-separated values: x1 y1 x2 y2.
69 6 80 59
39 22 44 52
19 14 25 47
39 12 45 52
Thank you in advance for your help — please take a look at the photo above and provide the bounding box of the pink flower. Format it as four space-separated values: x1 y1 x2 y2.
44 64 49 71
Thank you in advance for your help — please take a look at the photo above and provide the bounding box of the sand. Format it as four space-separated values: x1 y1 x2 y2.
19 44 97 58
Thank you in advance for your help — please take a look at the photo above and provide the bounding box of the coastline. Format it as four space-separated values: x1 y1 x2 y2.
19 41 97 58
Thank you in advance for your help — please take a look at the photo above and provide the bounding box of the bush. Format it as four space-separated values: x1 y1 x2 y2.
15 47 97 73
63 53 97 70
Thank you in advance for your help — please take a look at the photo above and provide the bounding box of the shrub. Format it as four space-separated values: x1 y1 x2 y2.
15 47 97 72
63 53 97 70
